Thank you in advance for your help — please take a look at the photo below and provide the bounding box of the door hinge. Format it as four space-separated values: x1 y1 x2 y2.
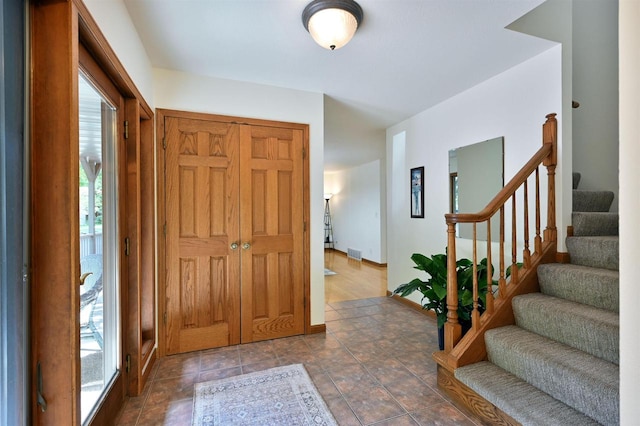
124 237 130 256
36 362 47 412
303 221 307 232
163 137 167 150
302 147 306 159
163 223 167 236
125 354 131 373
164 312 168 324
124 120 129 139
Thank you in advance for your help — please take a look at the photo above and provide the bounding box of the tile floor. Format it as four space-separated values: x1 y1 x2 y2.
115 297 483 425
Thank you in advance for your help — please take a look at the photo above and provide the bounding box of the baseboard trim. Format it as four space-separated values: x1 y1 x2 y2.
328 248 387 268
437 365 520 426
307 324 326 335
387 291 436 319
556 251 570 263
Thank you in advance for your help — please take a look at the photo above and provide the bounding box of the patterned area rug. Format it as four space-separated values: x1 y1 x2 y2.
192 364 337 425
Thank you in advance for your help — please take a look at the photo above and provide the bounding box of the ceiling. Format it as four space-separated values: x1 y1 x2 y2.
123 0 553 171
79 74 105 164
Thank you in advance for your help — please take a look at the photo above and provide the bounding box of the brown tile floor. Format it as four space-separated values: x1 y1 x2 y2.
115 297 483 425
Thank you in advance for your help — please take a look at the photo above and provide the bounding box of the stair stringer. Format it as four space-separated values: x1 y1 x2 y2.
433 240 557 371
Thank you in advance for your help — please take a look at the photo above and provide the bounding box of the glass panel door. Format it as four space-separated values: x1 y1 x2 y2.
78 73 119 423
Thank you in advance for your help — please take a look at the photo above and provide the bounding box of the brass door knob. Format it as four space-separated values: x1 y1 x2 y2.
242 242 251 250
230 242 239 250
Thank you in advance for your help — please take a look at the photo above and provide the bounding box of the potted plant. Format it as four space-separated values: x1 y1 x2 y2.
392 251 494 350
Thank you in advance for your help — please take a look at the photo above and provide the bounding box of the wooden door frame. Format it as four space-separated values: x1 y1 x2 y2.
30 1 154 424
156 108 311 357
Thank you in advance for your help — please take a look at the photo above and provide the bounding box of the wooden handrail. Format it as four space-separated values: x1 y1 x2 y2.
445 144 552 224
441 112 558 359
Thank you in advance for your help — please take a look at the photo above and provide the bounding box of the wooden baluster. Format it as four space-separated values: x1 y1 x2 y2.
445 222 461 351
511 193 519 285
534 167 542 254
498 206 506 297
472 223 479 330
544 165 557 243
523 179 531 269
543 113 557 243
485 219 494 314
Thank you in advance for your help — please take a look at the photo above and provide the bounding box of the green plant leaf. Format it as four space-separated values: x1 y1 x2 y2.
431 281 447 300
395 251 494 333
410 253 430 271
392 278 425 297
459 289 475 306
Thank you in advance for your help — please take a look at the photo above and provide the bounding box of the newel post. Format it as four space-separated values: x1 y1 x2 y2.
542 113 558 243
445 222 461 351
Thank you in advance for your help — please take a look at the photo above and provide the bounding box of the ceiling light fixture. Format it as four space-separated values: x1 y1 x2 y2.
302 0 363 51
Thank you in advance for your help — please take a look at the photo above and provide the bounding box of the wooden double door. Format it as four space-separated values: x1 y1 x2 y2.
160 110 308 355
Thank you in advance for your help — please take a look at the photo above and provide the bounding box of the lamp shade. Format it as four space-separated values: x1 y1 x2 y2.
302 0 363 50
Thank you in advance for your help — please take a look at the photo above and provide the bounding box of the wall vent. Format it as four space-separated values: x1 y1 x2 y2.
347 248 362 261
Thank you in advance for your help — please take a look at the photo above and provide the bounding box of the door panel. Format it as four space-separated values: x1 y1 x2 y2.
164 114 305 354
240 125 304 342
165 117 240 354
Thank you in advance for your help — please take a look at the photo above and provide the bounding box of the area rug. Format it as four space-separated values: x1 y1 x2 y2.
324 268 337 276
192 364 337 425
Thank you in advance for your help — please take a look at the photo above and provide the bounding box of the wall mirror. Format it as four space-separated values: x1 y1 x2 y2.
449 136 504 241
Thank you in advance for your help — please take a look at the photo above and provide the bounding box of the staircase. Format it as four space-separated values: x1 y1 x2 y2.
454 172 619 425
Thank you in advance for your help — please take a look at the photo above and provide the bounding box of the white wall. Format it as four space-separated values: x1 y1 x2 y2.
386 47 562 304
619 1 640 422
324 159 384 264
508 0 573 252
83 0 154 105
573 0 619 210
153 68 326 325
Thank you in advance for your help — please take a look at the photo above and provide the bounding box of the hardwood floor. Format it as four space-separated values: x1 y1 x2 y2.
324 249 387 304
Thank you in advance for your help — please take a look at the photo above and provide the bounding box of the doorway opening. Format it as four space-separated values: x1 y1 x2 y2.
324 249 387 304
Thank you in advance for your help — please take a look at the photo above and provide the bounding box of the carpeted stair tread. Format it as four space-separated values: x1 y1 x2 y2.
455 361 601 426
513 293 619 364
573 172 581 190
572 212 619 236
567 235 619 270
573 189 614 212
485 326 619 426
538 263 619 312
450 171 620 424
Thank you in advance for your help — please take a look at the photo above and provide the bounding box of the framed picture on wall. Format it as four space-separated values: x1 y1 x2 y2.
410 166 424 218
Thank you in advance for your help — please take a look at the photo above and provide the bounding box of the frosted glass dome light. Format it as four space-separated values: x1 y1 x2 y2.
302 0 363 51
